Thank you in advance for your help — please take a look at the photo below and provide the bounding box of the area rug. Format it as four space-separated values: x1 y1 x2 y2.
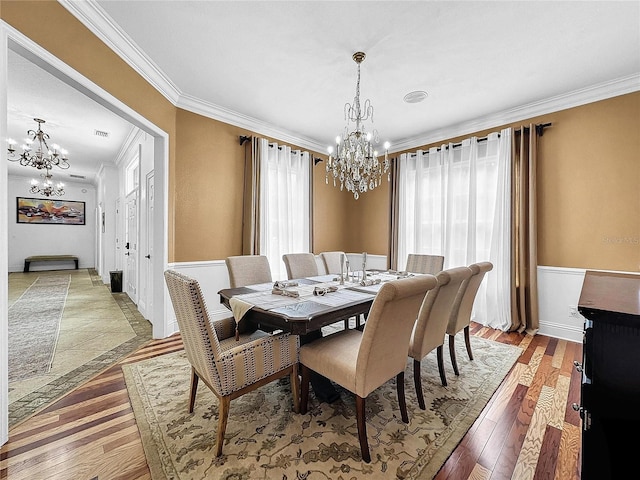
8 274 71 382
124 335 521 479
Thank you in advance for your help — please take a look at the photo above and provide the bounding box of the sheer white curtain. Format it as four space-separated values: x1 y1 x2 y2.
397 129 511 329
258 139 310 281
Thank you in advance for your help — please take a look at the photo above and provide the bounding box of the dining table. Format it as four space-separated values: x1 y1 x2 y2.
218 271 407 335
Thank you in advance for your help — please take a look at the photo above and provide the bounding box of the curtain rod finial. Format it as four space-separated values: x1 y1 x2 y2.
239 135 251 146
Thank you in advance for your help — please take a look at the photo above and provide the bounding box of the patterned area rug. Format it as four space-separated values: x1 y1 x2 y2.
8 275 71 382
124 336 521 480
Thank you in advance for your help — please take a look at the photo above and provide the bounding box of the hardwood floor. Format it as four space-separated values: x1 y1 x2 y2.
0 323 583 479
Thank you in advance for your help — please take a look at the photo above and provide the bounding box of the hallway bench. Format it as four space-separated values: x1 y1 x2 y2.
24 255 79 272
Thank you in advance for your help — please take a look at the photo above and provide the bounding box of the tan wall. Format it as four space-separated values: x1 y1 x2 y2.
359 92 640 272
312 161 352 253
173 110 246 260
3 2 638 271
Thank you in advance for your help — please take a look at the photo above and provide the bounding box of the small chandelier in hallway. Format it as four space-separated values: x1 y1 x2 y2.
7 118 70 170
326 52 390 200
29 168 65 197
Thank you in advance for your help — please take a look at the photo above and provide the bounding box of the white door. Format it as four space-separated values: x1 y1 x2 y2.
141 172 154 318
125 194 138 303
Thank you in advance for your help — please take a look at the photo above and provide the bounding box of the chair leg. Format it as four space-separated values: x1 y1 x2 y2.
357 313 367 331
449 335 460 376
355 395 371 463
189 367 199 413
290 363 300 414
216 396 231 457
436 345 447 386
464 326 474 361
300 364 311 415
413 358 425 410
396 371 409 423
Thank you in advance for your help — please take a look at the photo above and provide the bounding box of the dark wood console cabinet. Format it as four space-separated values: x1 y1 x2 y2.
577 270 640 479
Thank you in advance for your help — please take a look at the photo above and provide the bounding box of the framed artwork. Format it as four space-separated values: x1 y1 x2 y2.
17 197 86 225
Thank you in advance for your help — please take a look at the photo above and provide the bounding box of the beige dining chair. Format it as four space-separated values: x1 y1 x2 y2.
447 261 494 376
164 270 300 457
409 266 473 410
299 274 439 463
320 251 346 274
406 254 445 274
315 255 328 275
225 254 273 288
282 252 318 279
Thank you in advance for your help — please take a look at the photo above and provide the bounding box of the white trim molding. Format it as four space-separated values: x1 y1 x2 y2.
59 0 640 156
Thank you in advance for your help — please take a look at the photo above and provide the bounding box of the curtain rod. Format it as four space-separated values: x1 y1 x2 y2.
411 122 552 156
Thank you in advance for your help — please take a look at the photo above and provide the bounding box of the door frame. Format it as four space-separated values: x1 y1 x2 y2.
0 21 171 445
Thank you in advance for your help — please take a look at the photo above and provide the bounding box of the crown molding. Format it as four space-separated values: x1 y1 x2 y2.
391 73 640 153
176 93 326 154
58 1 639 155
58 0 181 105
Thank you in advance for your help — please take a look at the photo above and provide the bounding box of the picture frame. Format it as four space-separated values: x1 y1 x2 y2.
17 197 86 225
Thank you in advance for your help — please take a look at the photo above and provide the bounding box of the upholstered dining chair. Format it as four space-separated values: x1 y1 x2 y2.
282 252 318 280
447 261 494 376
299 274 439 463
320 251 346 275
225 254 273 288
315 255 328 275
163 270 300 457
405 253 445 274
409 266 473 410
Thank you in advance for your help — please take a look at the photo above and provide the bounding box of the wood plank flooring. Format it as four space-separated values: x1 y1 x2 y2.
0 324 583 479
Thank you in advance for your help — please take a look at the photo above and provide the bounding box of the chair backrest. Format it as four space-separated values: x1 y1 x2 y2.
320 251 346 274
354 274 438 398
315 255 328 275
410 266 473 360
163 270 223 385
282 253 318 279
447 261 493 335
225 255 273 287
406 254 445 274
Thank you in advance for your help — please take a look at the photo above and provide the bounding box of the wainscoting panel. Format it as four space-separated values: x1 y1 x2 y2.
165 255 389 337
537 266 586 343
162 259 603 344
164 261 231 336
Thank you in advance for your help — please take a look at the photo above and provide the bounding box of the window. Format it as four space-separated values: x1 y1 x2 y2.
396 130 511 328
258 139 310 280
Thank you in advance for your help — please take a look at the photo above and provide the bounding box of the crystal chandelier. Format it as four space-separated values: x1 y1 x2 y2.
326 52 390 200
7 118 70 170
29 168 65 197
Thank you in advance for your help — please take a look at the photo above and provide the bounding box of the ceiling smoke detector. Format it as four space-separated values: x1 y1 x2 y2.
403 91 428 104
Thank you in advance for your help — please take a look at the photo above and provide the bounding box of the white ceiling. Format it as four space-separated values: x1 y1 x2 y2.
7 1 640 184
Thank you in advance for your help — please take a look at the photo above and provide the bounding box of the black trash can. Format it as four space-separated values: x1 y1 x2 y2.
110 270 123 293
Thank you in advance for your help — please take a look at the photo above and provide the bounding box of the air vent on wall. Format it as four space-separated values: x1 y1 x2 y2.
94 129 109 138
69 174 86 179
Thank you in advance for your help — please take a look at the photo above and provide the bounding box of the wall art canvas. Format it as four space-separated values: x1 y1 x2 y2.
17 197 86 225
